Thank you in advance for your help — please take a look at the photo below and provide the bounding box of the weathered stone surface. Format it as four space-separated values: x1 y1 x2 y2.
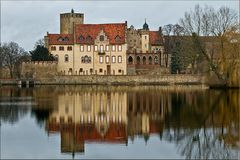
21 61 58 79
34 74 205 85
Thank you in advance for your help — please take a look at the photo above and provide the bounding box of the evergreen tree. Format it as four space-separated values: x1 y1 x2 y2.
171 42 181 74
30 45 55 61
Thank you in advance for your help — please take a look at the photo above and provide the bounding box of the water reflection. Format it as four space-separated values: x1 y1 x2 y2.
0 86 239 159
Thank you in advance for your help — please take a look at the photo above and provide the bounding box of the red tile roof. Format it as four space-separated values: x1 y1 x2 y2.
149 31 163 46
48 34 74 45
75 23 126 44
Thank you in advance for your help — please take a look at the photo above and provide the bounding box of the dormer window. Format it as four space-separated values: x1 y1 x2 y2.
86 36 92 42
115 35 121 42
64 37 69 41
58 37 63 42
79 35 84 41
100 35 104 41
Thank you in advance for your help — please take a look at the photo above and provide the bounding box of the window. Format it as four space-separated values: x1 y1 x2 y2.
118 69 122 73
64 37 69 41
118 45 122 51
87 45 91 52
112 45 116 51
58 37 63 42
79 35 84 41
90 68 93 73
80 45 84 52
86 36 92 43
118 56 122 63
81 55 91 63
59 46 64 51
145 44 147 48
94 45 98 51
105 45 109 51
106 56 109 63
115 35 121 42
145 36 147 40
100 35 104 41
99 68 103 73
99 56 103 63
67 46 72 51
65 54 69 62
51 46 56 51
112 56 116 63
55 55 59 61
100 45 104 53
80 68 83 72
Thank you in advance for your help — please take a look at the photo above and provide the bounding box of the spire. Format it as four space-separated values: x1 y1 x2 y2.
143 18 149 31
71 9 74 13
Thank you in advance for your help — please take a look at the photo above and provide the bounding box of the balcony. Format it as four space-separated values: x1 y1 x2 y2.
98 50 106 55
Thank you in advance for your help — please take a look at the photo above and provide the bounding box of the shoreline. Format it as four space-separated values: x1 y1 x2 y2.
0 75 239 89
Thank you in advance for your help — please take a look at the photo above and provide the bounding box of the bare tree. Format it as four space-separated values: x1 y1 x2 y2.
179 5 239 86
34 39 45 48
2 42 27 78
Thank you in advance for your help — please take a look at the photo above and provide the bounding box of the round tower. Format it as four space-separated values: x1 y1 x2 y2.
60 9 84 34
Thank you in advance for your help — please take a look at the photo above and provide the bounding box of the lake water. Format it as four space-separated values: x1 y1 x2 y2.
0 85 239 159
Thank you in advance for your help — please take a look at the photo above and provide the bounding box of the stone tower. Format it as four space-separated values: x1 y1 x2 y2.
60 9 84 34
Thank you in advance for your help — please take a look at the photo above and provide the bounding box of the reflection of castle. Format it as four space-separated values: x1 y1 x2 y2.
46 88 171 154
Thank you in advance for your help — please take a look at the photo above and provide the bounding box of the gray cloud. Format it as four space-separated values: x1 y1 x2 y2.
1 1 238 51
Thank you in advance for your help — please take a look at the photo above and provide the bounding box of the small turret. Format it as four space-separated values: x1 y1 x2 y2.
143 19 149 31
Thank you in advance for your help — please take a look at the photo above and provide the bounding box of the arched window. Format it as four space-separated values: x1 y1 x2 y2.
137 56 141 65
84 55 88 63
55 55 59 62
128 56 133 64
81 55 91 63
100 35 104 41
149 56 152 65
154 56 158 64
65 54 69 62
143 56 146 65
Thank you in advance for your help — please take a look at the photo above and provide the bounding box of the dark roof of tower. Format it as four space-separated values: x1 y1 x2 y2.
143 19 149 30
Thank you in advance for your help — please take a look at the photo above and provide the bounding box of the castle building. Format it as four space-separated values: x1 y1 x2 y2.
44 10 169 75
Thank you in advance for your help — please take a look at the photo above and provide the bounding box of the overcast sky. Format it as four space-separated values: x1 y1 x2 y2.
1 0 239 51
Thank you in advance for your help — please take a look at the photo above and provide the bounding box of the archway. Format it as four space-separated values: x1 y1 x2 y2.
143 56 146 65
149 56 152 65
128 56 133 64
137 56 141 65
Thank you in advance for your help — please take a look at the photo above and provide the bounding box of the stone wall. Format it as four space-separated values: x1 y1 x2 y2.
34 74 205 85
21 61 58 79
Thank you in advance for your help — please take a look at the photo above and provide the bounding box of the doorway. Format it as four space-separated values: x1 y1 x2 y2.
107 65 111 75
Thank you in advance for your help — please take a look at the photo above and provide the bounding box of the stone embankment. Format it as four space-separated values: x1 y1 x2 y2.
32 74 205 85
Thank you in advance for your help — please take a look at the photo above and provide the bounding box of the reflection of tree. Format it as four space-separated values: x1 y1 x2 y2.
164 90 239 159
0 88 29 124
31 108 53 127
0 105 29 124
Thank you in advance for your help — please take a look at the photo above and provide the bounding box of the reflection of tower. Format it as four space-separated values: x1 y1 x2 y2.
61 130 84 154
